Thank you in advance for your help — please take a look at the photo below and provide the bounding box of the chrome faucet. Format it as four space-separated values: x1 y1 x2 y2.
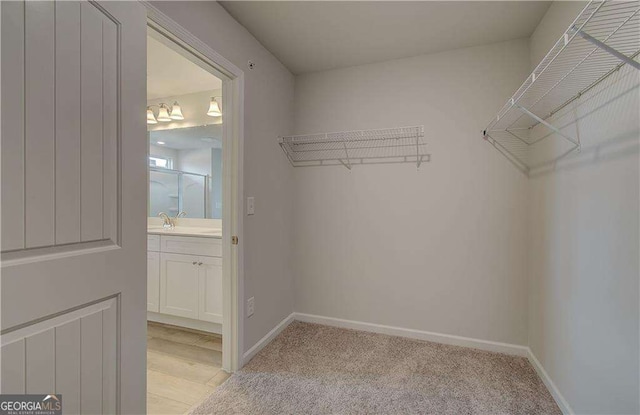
158 212 172 229
158 211 186 229
174 211 187 226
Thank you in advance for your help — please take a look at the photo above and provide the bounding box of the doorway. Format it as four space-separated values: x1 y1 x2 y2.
144 11 244 413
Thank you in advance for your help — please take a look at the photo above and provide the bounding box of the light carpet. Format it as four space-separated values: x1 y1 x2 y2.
191 321 561 414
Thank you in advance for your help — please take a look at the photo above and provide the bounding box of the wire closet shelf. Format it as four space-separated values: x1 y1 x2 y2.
482 0 640 174
279 126 427 169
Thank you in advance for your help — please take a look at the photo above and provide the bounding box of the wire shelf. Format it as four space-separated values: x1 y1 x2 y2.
279 126 427 169
483 0 640 174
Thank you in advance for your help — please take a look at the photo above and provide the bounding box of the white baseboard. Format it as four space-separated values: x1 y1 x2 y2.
243 312 295 365
147 312 222 334
240 311 571 415
293 312 529 357
526 348 573 415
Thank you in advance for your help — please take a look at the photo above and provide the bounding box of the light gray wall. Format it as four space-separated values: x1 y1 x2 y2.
529 1 587 69
212 148 223 219
149 143 178 161
176 148 211 176
151 1 295 354
527 4 640 414
292 38 532 345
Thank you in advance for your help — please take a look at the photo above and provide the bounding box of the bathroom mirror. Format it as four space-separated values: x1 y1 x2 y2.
148 124 223 219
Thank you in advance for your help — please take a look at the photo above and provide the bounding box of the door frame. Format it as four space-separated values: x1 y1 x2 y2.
143 2 245 373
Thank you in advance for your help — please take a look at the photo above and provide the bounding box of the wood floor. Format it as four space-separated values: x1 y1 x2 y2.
147 322 230 414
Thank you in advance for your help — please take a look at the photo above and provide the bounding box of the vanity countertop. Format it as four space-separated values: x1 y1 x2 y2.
147 226 222 239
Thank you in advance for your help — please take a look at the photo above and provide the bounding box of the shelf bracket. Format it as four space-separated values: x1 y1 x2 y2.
572 27 640 71
340 142 352 170
338 159 352 170
515 104 580 151
416 133 422 168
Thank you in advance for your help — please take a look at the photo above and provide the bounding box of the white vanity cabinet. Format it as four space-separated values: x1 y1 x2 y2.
147 233 223 328
160 253 201 319
198 256 223 323
147 235 161 312
147 251 161 312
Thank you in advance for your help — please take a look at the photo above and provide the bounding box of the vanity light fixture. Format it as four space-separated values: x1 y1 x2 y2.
156 103 172 122
146 107 158 124
157 141 166 145
207 97 222 117
169 101 184 120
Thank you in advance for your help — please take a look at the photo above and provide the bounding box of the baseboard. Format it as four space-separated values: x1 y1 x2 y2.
240 312 572 414
147 311 222 335
293 312 529 357
526 348 574 415
243 312 295 365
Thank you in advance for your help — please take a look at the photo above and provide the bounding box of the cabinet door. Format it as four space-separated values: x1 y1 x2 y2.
147 251 160 312
198 256 223 323
160 253 199 319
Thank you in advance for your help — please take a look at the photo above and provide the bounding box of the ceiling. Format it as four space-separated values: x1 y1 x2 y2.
147 33 222 100
149 125 223 150
220 1 551 75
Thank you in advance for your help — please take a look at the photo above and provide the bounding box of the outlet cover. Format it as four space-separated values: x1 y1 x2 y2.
247 297 255 317
247 197 255 215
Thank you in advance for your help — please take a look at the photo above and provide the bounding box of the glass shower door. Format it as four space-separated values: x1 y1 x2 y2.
149 169 179 217
181 173 207 219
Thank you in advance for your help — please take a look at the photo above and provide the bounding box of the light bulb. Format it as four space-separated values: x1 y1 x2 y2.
170 101 184 120
207 97 222 117
157 104 171 122
146 107 158 124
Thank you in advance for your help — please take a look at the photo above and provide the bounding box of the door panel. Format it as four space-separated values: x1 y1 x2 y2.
199 256 223 323
1 298 118 412
0 1 25 251
80 2 106 241
81 312 103 415
25 330 55 393
55 320 81 415
24 0 55 248
1 0 121 253
160 253 200 319
0 340 25 394
102 17 118 242
54 0 82 244
1 1 147 413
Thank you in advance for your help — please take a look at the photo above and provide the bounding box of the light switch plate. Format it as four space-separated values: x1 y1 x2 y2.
247 197 255 215
247 297 255 317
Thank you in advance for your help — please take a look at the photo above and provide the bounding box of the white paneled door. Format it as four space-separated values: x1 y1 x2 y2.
1 1 147 413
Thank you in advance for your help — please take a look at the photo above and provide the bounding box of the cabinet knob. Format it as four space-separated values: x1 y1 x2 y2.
192 261 197 265
198 262 203 266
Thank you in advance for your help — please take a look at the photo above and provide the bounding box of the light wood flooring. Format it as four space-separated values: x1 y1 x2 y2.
147 322 230 414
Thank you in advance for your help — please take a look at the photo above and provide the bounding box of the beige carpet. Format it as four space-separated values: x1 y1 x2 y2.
191 322 561 414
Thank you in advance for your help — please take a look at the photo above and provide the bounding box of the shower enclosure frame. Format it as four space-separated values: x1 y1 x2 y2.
149 166 211 219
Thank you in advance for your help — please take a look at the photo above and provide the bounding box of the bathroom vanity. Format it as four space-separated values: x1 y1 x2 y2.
147 227 223 334
146 119 225 334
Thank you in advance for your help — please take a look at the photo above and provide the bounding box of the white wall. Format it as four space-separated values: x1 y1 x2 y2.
529 1 587 70
176 148 211 176
149 143 178 161
292 39 532 346
527 4 640 414
149 8 639 412
151 1 295 354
